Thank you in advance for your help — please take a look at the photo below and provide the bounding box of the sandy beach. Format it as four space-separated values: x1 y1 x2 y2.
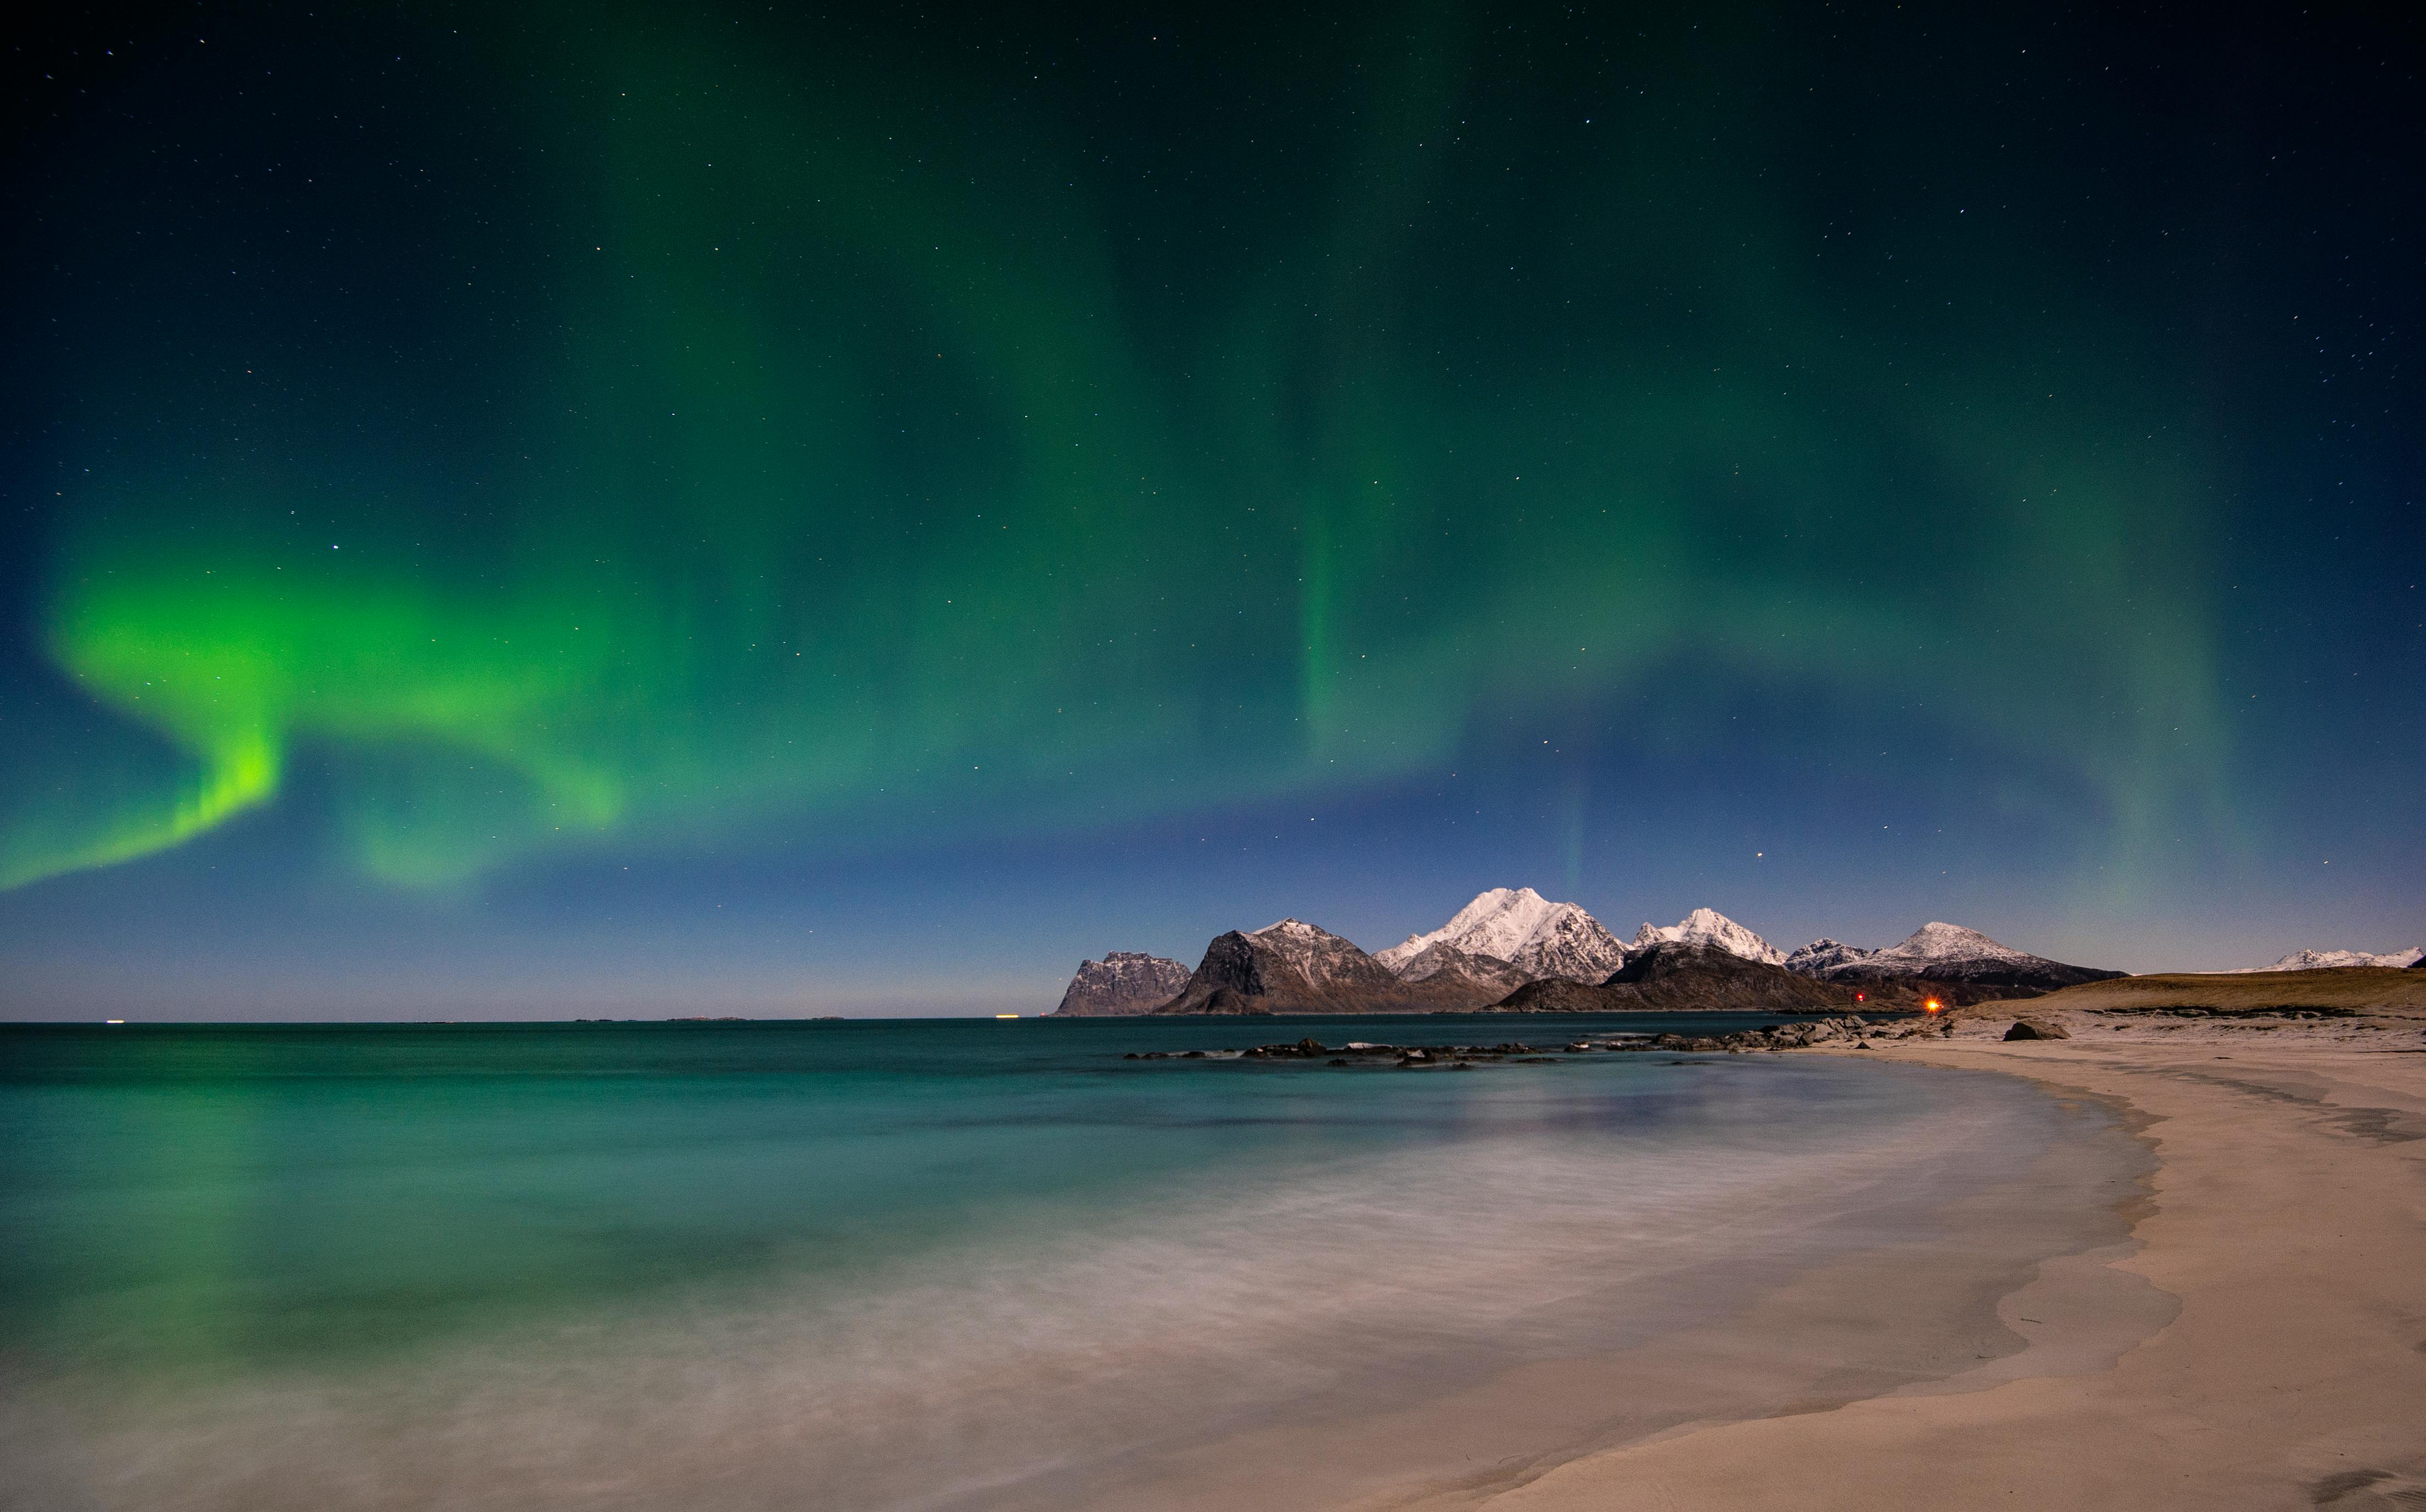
1467 1021 2426 1511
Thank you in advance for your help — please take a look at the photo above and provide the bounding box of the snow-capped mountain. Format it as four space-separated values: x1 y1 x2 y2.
1782 938 1875 976
1377 887 1628 983
1792 922 2120 995
1050 951 1192 1016
1869 921 2038 968
1628 908 1785 966
2230 946 2425 973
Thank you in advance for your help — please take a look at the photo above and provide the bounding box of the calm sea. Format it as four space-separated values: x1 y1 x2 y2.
0 1016 2137 1510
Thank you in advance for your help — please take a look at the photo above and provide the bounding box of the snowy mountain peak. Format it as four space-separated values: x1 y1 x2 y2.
1251 917 1324 940
1629 908 1785 966
1377 887 1553 965
1377 887 1626 984
1873 922 2032 966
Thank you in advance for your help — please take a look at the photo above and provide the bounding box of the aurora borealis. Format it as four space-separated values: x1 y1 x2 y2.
3 4 2419 1015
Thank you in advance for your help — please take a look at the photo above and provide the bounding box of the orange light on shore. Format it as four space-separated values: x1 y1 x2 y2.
1923 999 1943 1014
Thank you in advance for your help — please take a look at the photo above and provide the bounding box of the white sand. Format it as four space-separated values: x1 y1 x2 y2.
1469 1032 2426 1511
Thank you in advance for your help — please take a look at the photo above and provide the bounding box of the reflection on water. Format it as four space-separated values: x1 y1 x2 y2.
0 1018 2108 1509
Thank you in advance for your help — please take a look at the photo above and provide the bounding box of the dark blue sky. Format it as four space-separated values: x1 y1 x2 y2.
3 3 2419 1017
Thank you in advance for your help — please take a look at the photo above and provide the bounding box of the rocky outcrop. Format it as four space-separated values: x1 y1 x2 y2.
2003 1017 2070 1040
1155 919 1465 1014
1489 941 1852 1013
1050 951 1194 1016
1124 1015 1957 1066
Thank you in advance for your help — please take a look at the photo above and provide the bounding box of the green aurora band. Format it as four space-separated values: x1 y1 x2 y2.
10 9 2229 895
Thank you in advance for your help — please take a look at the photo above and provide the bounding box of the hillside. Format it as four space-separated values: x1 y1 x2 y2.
1964 967 2426 1018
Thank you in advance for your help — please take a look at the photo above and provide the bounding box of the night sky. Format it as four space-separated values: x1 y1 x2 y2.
3 4 2419 1018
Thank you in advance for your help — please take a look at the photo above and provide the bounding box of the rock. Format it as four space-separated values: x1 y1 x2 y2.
2003 1018 2071 1041
1242 1037 1332 1060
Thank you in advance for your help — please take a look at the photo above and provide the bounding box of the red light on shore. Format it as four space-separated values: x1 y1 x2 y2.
1854 992 1866 1003
1924 999 1943 1014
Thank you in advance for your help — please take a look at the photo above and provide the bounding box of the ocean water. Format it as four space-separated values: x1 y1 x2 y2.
0 1017 2139 1510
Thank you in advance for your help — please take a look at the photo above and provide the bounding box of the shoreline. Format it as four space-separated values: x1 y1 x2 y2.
1033 1050 2156 1512
1458 1032 2426 1511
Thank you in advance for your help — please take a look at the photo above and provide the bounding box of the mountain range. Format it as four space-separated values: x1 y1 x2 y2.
1492 941 1846 1015
2227 946 2424 973
1779 921 2124 1001
1050 889 2122 1015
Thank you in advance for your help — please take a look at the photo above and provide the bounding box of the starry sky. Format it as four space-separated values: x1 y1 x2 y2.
3 3 2419 1018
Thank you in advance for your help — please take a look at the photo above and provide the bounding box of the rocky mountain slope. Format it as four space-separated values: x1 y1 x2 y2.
1377 887 1628 982
1782 938 1875 974
1490 941 1850 1013
1388 940 1532 1001
1050 951 1193 1016
1155 919 1483 1014
1629 907 1786 965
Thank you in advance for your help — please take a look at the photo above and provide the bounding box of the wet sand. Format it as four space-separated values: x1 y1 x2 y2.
1466 1032 2426 1511
1046 1054 2163 1512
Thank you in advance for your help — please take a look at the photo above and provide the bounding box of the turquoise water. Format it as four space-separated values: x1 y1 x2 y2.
0 1017 2120 1510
